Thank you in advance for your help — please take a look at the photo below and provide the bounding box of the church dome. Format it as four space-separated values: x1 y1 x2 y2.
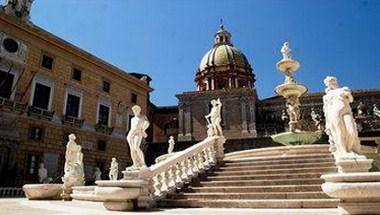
195 23 255 91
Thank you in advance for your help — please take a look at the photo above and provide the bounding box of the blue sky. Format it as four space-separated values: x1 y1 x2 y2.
30 0 380 106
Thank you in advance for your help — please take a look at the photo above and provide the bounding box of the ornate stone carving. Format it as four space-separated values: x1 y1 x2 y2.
61 134 85 200
125 105 150 171
310 108 322 130
205 98 223 136
3 0 34 22
280 42 292 60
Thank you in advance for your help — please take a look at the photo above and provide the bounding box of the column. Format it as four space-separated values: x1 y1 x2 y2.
177 103 185 139
240 98 248 134
211 78 215 90
235 78 238 88
228 78 232 88
183 105 192 141
248 100 257 137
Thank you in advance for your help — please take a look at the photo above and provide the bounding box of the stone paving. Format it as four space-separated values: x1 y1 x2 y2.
0 198 339 215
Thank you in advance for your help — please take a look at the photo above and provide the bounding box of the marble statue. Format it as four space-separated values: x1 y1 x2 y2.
167 136 175 154
126 105 150 170
280 42 292 60
109 158 118 180
310 108 322 130
323 76 362 160
286 96 300 132
94 167 102 181
205 98 223 136
38 163 48 183
373 104 380 118
61 134 84 199
356 101 366 117
4 0 33 20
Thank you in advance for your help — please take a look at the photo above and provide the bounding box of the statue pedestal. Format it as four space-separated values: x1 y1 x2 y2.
335 158 373 173
321 172 380 215
95 179 150 211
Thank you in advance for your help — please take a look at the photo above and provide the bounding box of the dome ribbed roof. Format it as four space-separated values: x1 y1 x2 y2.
199 44 251 72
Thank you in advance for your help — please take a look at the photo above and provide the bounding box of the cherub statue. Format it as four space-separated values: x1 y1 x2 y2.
109 158 118 180
167 136 175 154
205 98 223 136
323 76 363 160
126 105 150 170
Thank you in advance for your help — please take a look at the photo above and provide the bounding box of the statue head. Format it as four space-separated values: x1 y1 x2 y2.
68 133 76 142
39 163 44 168
324 76 339 90
210 99 217 106
131 105 141 116
112 157 116 162
169 136 174 140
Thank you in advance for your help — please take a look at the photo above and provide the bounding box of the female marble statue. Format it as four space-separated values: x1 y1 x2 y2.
205 98 223 136
126 105 150 170
323 76 361 159
62 134 84 199
109 158 118 180
63 134 84 180
167 136 175 154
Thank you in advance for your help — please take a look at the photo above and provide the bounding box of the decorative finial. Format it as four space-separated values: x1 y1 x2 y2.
220 18 224 30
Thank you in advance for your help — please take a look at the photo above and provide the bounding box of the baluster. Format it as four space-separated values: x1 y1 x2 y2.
192 155 199 174
160 170 169 193
180 160 189 180
175 162 183 184
186 157 194 177
152 174 162 197
197 152 205 170
208 145 216 165
167 166 176 189
203 148 211 169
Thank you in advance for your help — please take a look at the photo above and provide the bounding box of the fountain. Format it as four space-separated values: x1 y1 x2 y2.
271 42 322 145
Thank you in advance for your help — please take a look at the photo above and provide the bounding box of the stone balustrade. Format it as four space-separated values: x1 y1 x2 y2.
146 136 222 199
93 136 225 211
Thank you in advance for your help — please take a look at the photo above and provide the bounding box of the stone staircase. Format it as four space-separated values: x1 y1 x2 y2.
158 144 340 208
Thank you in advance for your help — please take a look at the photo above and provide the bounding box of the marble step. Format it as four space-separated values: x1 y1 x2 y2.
198 178 324 187
223 157 334 167
218 162 335 171
158 198 340 209
181 184 323 193
225 146 331 160
225 153 333 163
205 172 323 181
212 166 337 176
168 191 330 200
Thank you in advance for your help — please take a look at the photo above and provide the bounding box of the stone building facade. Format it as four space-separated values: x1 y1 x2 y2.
0 6 151 186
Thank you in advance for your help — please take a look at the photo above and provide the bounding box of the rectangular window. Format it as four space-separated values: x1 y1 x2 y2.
30 126 43 140
0 70 15 99
32 83 51 109
65 94 80 118
131 93 137 104
97 140 106 151
26 154 41 175
41 55 54 70
98 104 110 126
103 80 110 93
72 68 82 81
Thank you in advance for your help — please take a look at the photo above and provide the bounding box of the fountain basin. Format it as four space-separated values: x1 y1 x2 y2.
271 131 322 146
23 183 62 200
